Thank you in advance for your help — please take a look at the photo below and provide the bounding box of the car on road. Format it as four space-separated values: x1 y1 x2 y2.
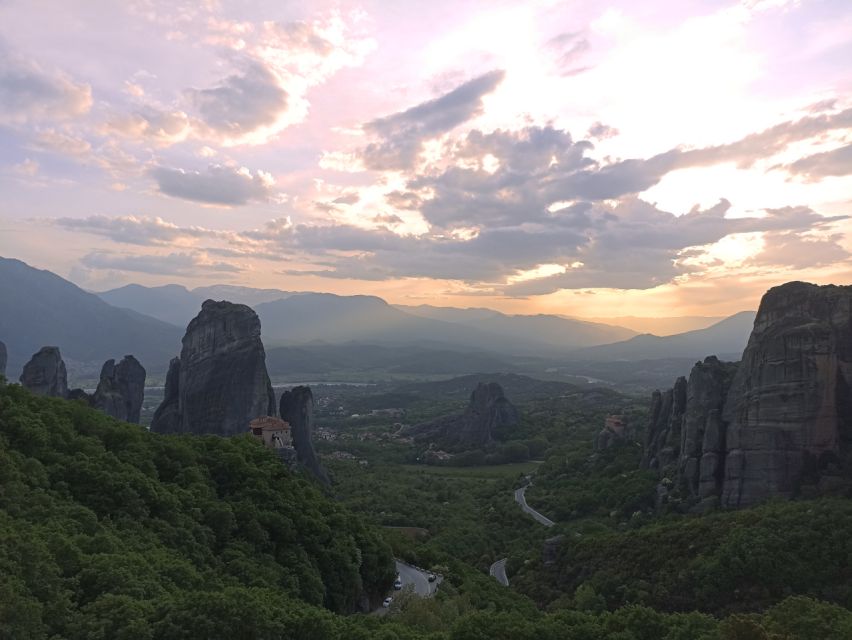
393 578 402 590
382 597 393 608
427 573 437 583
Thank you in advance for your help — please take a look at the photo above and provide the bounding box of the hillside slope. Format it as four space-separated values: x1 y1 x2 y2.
0 258 182 378
0 384 395 637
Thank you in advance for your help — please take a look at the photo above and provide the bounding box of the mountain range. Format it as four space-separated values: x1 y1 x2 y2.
0 257 181 378
0 257 758 384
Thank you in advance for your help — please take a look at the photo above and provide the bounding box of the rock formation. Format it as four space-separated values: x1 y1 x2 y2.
20 346 68 398
279 386 329 484
91 356 146 423
151 300 276 436
721 282 852 507
642 377 686 470
0 340 6 378
643 282 852 509
151 358 182 432
405 382 519 449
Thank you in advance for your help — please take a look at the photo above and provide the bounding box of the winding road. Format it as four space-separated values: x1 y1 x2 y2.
489 558 508 586
514 484 555 527
489 481 556 587
396 560 439 597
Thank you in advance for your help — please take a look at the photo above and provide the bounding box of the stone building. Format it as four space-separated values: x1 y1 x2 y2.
250 416 293 450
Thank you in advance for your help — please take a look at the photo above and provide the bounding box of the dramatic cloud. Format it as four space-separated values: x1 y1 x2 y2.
361 70 505 170
0 52 92 125
103 108 192 146
150 164 277 205
784 143 852 179
81 251 241 276
52 215 225 245
187 57 288 139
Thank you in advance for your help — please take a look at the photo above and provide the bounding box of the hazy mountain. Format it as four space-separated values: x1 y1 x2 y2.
192 285 294 306
572 311 756 361
98 284 293 326
396 304 637 346
265 343 513 376
574 315 726 336
97 284 203 327
0 258 182 378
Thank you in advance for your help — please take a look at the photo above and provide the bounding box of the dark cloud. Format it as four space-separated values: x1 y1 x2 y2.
150 164 276 205
361 69 505 170
784 143 852 179
187 57 287 136
80 251 241 276
749 230 850 269
52 215 224 245
0 51 91 124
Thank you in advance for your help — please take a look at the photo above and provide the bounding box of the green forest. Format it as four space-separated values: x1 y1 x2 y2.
2 380 852 639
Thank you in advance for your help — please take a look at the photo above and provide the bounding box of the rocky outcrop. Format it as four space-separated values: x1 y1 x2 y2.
279 386 329 484
644 282 852 509
680 356 738 499
0 340 6 378
151 357 182 433
721 282 852 507
151 300 276 436
20 346 68 398
642 377 686 471
91 356 146 423
406 382 519 449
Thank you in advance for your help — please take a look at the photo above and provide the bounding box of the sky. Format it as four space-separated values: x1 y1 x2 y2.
1 0 851 318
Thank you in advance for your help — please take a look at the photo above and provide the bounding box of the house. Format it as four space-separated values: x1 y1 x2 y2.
249 416 293 450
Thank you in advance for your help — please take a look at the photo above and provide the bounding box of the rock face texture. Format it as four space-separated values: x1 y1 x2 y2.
20 346 68 398
279 386 329 484
91 356 146 423
152 358 182 432
721 282 852 507
0 340 6 378
406 382 519 449
644 282 852 508
151 300 276 436
642 377 686 470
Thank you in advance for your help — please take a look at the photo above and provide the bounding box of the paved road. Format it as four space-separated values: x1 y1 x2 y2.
515 485 555 527
396 560 439 597
489 558 508 586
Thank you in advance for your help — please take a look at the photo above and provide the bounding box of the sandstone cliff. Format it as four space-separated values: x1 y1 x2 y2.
406 381 519 449
151 300 276 436
91 356 146 423
279 386 329 484
644 282 852 508
20 346 68 398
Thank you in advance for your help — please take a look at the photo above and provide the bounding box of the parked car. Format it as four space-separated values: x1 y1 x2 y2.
427 573 437 582
393 578 402 590
382 597 393 608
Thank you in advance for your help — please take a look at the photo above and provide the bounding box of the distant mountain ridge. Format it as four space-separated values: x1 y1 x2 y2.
572 311 757 362
0 257 182 378
98 283 639 354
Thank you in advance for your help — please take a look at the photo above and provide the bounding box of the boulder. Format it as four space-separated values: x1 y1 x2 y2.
151 300 276 436
91 356 146 423
20 346 67 398
279 386 329 484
